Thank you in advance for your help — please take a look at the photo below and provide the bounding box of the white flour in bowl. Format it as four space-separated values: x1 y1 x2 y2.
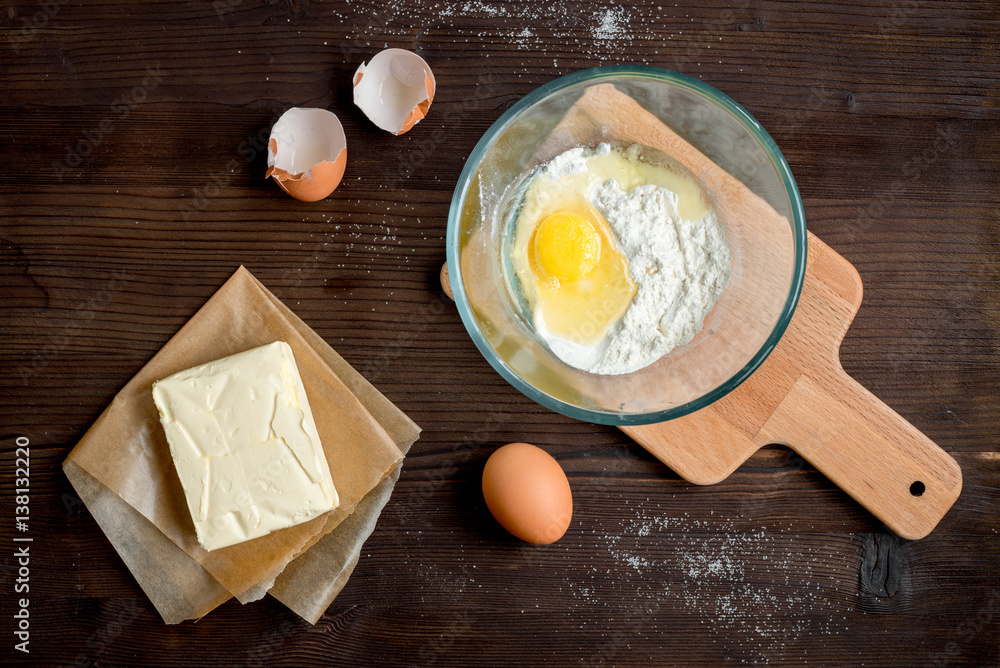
532 144 731 375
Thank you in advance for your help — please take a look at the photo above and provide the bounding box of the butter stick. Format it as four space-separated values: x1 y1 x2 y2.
152 341 339 551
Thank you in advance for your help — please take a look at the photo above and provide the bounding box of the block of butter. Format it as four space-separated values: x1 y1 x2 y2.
151 341 339 551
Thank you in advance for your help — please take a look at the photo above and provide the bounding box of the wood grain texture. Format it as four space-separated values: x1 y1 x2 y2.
2 0 999 666
627 233 963 539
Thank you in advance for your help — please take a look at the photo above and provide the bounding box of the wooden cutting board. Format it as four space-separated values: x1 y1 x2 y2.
445 83 961 540
622 231 962 540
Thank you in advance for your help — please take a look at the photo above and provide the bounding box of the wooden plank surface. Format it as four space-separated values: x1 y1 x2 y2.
2 0 999 666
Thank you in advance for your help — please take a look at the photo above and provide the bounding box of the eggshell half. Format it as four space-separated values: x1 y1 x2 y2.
353 49 435 135
482 442 573 545
266 107 347 202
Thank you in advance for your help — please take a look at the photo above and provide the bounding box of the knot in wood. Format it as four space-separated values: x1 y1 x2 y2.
860 532 904 598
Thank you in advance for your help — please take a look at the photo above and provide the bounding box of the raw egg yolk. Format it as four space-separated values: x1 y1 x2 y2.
526 204 636 347
533 212 601 281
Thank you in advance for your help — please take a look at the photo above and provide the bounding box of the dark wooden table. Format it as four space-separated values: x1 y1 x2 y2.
2 1 999 666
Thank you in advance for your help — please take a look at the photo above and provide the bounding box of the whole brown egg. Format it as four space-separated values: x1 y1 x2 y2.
481 442 573 545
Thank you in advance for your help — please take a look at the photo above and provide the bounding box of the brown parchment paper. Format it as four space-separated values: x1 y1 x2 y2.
63 266 420 623
269 460 404 623
250 269 418 621
63 460 233 623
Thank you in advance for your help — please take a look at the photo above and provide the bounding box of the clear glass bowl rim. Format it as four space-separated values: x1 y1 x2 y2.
446 65 808 426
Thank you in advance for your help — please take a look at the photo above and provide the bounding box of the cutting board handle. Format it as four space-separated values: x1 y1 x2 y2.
758 370 962 540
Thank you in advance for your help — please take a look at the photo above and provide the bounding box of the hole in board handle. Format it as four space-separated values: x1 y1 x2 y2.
910 481 926 497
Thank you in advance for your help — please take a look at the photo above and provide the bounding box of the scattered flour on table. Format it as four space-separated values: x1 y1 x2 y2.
592 7 631 41
392 495 854 666
565 503 855 666
328 2 681 64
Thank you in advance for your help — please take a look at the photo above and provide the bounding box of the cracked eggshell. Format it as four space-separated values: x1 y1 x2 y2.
265 107 347 202
353 49 435 135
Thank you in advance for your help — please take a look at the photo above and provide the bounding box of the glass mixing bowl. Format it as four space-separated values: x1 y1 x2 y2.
446 66 807 426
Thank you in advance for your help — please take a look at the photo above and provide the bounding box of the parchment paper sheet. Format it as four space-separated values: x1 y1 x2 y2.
63 267 420 623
